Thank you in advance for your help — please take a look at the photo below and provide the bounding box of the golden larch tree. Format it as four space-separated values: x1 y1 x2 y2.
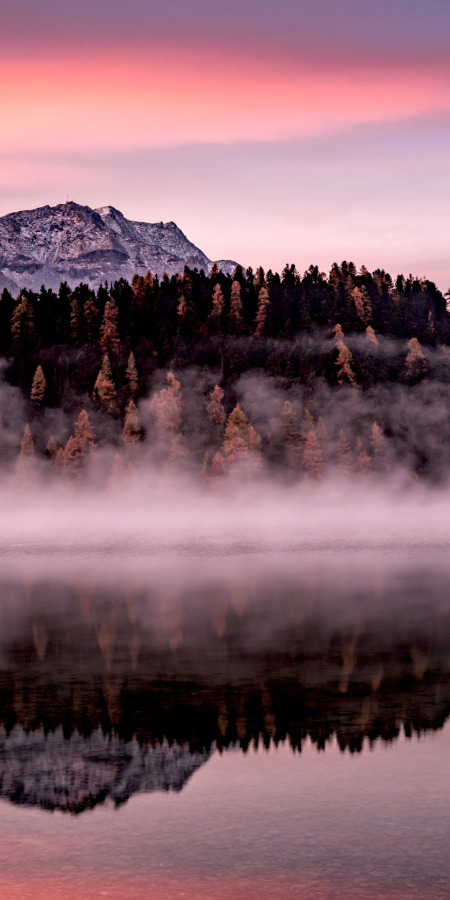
255 286 271 336
123 400 141 445
100 298 120 356
206 385 226 427
302 431 325 481
30 365 46 406
93 356 117 412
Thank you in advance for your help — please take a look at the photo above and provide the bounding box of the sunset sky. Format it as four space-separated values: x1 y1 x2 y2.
1 0 449 285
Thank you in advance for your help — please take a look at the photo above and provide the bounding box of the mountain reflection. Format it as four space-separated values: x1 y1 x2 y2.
0 556 449 813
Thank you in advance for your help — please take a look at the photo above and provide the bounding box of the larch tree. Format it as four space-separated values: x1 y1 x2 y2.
352 286 371 324
108 453 125 489
206 385 226 428
281 400 301 468
355 437 372 476
333 323 344 348
123 400 141 445
93 356 117 412
30 365 46 407
366 326 378 346
405 337 427 378
337 429 354 474
229 281 245 334
155 371 183 436
63 434 83 478
74 410 96 452
100 298 120 356
302 431 325 481
255 287 271 336
45 436 58 459
336 345 357 386
221 404 262 475
209 284 225 332
14 423 36 485
300 409 315 442
126 352 139 398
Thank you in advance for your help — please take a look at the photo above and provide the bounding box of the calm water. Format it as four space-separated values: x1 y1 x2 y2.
0 551 449 899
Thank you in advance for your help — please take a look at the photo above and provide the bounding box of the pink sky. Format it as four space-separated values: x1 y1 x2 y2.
1 0 449 286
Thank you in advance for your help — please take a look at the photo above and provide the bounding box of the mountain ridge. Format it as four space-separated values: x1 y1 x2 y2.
0 202 239 293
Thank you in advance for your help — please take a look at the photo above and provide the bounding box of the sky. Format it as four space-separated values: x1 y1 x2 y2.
1 0 449 285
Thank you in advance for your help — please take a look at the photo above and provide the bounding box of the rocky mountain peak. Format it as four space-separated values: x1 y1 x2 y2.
0 202 239 293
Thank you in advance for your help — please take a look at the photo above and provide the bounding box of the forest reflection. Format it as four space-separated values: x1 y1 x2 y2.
0 555 449 813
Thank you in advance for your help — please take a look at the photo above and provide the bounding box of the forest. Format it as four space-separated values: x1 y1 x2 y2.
1 260 450 485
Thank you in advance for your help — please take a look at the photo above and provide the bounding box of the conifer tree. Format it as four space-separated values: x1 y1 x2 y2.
83 292 98 342
63 434 83 478
11 295 35 353
93 356 117 412
300 409 315 441
302 431 324 481
155 372 182 435
221 404 262 475
206 385 225 427
255 287 271 336
337 429 354 474
405 337 427 378
333 323 344 347
74 410 95 451
254 266 265 288
123 400 141 445
352 286 371 324
70 297 81 345
366 326 378 346
229 281 244 334
209 284 225 331
14 423 35 485
30 365 46 406
355 437 372 476
336 345 356 385
126 352 139 398
100 298 120 356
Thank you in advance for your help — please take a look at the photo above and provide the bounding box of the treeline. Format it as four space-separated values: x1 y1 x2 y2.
1 260 450 483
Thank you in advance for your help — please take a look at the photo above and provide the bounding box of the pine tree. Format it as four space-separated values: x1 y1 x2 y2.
30 365 46 406
93 356 116 412
229 281 244 334
74 410 95 451
123 400 141 445
337 429 354 474
70 297 81 344
209 284 225 332
255 286 271 336
14 423 35 485
300 409 315 441
302 431 324 481
336 345 356 385
221 404 262 475
206 385 225 427
100 298 120 356
155 372 182 435
405 337 427 378
126 352 139 398
83 292 98 342
352 286 371 324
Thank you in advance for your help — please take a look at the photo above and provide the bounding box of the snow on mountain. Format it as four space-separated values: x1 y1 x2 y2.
0 202 239 293
0 726 212 814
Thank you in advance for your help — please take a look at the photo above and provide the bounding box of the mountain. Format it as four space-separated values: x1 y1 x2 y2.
0 202 239 293
0 726 212 814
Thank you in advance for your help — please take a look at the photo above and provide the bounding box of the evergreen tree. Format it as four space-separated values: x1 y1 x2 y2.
30 365 46 406
100 298 120 356
302 431 324 481
83 291 98 342
229 281 245 334
126 352 139 398
14 424 35 485
155 372 182 435
206 385 225 427
70 297 81 345
93 356 117 412
255 287 271 336
123 400 141 445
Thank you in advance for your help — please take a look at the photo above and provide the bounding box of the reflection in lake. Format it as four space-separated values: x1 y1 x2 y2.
0 553 449 897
